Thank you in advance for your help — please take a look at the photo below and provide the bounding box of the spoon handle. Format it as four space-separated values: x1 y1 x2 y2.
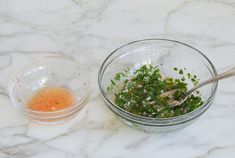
188 66 235 94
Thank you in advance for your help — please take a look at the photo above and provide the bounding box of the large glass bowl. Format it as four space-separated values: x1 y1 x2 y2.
8 55 90 125
98 39 218 132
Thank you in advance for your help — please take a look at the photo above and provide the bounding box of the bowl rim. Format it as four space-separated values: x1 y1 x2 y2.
8 54 91 115
98 38 218 124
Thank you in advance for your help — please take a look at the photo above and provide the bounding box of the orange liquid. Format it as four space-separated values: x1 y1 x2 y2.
27 87 76 112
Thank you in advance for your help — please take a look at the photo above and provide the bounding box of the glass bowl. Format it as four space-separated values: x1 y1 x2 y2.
98 39 218 132
8 55 90 125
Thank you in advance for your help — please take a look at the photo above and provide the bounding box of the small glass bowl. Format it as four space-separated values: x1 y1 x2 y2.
8 55 90 125
98 39 218 132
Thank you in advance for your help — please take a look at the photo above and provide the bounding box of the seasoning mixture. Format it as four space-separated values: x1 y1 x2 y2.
107 64 204 118
27 87 75 112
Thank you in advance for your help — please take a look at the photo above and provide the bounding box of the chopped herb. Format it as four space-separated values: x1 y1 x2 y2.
187 73 191 79
107 64 204 118
181 76 186 82
111 79 116 85
179 69 184 75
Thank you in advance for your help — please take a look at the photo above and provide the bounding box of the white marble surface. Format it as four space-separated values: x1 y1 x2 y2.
0 0 235 157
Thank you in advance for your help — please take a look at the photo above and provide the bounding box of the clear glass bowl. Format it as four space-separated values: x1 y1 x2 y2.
8 55 90 125
98 39 218 132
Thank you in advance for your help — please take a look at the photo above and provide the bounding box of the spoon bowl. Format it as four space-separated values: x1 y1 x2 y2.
162 66 235 107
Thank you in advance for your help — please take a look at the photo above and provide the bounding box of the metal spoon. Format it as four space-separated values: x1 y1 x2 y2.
160 66 235 107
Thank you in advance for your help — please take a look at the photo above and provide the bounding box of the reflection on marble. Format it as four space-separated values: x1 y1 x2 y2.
0 0 235 157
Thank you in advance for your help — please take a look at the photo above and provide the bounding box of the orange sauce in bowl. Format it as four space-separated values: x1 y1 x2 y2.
27 87 76 112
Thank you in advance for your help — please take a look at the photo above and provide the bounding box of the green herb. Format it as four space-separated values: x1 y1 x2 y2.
108 64 204 118
179 69 184 75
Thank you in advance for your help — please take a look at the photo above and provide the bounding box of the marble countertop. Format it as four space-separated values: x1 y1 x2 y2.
0 0 235 157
